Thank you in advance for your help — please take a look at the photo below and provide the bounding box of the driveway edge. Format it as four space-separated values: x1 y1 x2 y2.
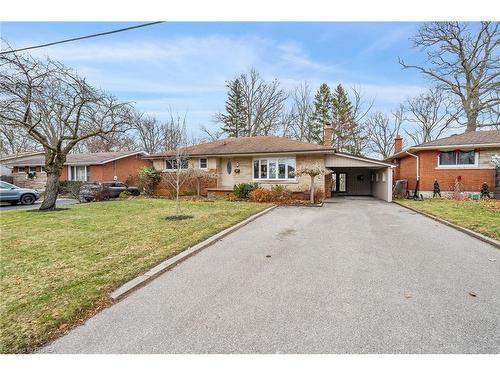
110 205 277 301
394 201 500 249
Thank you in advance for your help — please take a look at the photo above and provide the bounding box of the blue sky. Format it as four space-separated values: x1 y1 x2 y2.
0 22 430 138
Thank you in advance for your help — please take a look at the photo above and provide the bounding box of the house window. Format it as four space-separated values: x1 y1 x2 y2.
253 158 296 180
382 172 386 182
439 150 477 167
69 166 89 181
28 166 37 173
17 166 26 173
165 158 189 170
199 158 208 169
439 151 456 165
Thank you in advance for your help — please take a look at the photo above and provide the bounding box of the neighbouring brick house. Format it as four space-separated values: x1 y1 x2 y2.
145 125 395 202
385 130 500 198
0 151 151 190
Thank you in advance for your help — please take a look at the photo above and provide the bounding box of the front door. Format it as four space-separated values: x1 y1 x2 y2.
337 173 347 193
330 172 347 195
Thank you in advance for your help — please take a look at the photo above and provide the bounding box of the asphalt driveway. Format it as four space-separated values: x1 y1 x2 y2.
41 197 500 353
0 198 79 211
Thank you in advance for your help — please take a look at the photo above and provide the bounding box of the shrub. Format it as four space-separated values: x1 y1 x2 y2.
138 167 161 196
94 186 111 201
233 182 259 199
270 184 292 202
119 190 132 200
249 187 273 202
57 180 83 200
480 182 490 198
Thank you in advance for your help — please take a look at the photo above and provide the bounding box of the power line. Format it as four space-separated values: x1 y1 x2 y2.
0 21 164 55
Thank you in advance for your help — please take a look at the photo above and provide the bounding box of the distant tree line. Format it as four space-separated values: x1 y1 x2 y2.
211 21 499 158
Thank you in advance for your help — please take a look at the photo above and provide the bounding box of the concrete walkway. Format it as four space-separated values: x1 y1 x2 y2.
41 198 500 353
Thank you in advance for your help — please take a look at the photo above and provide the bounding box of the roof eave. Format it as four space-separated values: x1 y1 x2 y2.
144 149 335 158
385 142 500 161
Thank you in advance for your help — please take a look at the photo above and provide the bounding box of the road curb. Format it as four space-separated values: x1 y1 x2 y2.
110 205 277 301
393 201 500 249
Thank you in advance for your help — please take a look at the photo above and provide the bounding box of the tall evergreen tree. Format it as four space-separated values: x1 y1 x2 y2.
331 84 354 152
331 84 368 155
311 83 333 144
216 78 247 137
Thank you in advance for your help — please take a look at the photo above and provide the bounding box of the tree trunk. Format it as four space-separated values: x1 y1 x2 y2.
196 178 201 197
465 111 478 132
39 170 61 210
175 174 180 216
310 175 315 204
39 155 65 211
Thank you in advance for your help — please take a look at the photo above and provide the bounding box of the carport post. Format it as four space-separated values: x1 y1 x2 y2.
387 166 393 202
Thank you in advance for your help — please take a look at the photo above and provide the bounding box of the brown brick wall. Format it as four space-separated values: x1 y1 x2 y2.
155 172 218 197
394 150 496 193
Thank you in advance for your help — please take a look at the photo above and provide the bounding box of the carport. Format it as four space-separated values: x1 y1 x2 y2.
325 153 394 202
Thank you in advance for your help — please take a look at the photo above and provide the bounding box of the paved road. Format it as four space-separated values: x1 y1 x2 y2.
0 198 79 212
41 198 500 353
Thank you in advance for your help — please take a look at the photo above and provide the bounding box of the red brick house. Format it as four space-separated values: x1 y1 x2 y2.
385 130 500 198
1 151 151 190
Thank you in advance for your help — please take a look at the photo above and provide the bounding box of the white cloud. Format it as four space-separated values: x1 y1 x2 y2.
363 25 415 53
13 32 426 134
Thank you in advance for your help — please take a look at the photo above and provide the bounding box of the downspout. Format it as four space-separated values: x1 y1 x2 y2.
405 150 419 197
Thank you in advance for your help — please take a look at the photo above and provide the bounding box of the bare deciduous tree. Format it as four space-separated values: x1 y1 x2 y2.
160 113 192 216
285 82 316 142
163 112 187 151
216 68 287 137
365 106 404 159
74 131 138 153
404 88 455 144
399 22 500 132
132 113 165 154
0 51 132 210
0 124 40 155
200 124 225 143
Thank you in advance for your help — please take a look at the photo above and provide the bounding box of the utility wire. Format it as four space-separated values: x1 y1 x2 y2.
0 21 164 55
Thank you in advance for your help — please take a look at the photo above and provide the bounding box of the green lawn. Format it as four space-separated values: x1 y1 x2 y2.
0 199 270 353
395 198 500 241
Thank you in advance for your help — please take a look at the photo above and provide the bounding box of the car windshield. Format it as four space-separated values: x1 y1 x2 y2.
0 181 16 189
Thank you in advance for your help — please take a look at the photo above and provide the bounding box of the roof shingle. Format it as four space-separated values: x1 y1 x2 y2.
1 151 146 167
415 130 500 147
148 136 332 157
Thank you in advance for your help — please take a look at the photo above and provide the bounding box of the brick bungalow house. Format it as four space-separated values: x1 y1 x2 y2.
145 125 395 202
0 151 151 190
385 130 500 198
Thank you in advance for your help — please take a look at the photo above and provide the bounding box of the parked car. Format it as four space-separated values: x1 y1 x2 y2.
0 181 40 205
79 181 140 202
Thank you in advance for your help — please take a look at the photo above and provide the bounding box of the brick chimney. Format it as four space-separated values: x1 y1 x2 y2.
324 125 333 148
394 134 403 153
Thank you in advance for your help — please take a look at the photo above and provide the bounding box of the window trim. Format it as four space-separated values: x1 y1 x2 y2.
69 165 89 182
437 150 479 169
165 157 189 171
252 157 297 182
199 158 208 170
